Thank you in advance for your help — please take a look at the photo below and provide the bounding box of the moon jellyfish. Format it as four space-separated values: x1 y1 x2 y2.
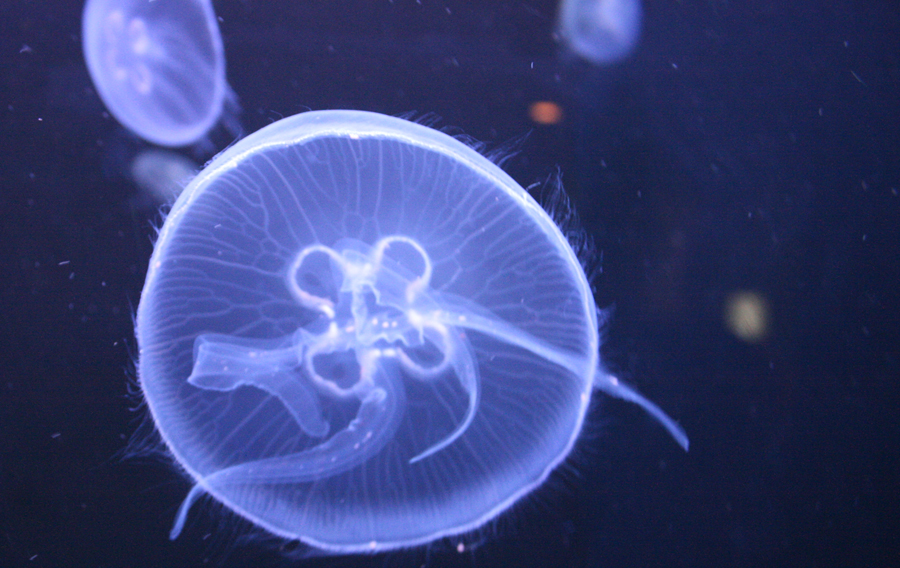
130 148 197 206
558 0 642 64
136 110 687 552
82 0 240 147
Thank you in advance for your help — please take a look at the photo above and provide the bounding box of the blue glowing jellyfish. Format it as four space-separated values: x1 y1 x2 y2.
135 110 687 552
557 0 642 64
82 0 238 147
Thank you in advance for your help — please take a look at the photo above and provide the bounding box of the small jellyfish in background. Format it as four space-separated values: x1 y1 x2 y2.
130 148 197 206
82 0 241 147
136 110 686 553
557 0 642 64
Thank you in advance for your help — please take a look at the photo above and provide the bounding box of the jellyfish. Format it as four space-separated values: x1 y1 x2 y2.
557 0 642 64
130 148 197 206
82 0 240 147
135 110 687 553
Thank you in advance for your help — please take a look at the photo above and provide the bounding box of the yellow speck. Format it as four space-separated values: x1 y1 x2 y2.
725 290 770 343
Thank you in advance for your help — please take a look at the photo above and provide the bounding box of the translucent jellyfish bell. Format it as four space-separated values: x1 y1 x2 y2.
130 148 197 206
82 0 239 147
136 110 687 552
558 0 643 64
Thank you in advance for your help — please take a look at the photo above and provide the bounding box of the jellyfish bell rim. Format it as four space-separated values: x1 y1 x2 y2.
157 109 599 347
81 0 229 147
136 109 601 552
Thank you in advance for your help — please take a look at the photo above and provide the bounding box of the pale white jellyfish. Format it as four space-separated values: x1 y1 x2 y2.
82 0 240 147
130 148 197 206
557 0 642 64
136 110 687 553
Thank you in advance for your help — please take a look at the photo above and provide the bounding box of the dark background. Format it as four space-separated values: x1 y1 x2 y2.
1 0 899 566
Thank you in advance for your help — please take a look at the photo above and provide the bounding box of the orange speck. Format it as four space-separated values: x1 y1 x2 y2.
528 101 563 125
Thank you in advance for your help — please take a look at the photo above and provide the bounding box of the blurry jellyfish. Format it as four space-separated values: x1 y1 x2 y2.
136 110 687 552
130 148 197 206
82 0 241 147
557 0 642 64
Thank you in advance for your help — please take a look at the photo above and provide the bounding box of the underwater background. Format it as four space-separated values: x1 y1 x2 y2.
1 0 898 566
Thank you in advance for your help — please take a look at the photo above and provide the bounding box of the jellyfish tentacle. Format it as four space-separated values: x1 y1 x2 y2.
404 322 481 464
429 302 586 378
594 371 689 451
207 355 404 485
170 352 406 539
186 333 329 437
426 300 690 451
